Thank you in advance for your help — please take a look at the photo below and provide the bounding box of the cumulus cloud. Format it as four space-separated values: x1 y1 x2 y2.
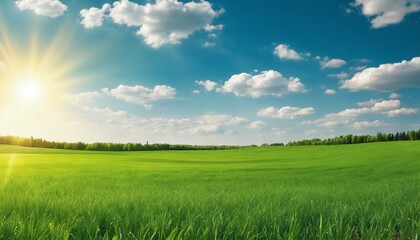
350 65 368 72
341 57 420 91
370 99 401 111
62 91 101 105
352 120 384 129
185 114 246 134
258 106 315 119
82 106 128 118
196 80 217 91
317 120 351 128
287 78 307 93
81 0 222 48
386 108 418 117
338 99 400 117
77 105 247 138
314 99 403 128
354 0 420 28
320 57 347 69
324 89 336 95
102 84 176 109
15 0 67 17
357 98 384 107
204 24 223 32
389 93 401 99
273 44 305 60
80 4 111 28
247 121 266 129
310 99 418 128
217 70 307 98
272 128 287 137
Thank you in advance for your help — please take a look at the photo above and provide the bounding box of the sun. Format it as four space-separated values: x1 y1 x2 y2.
15 78 43 102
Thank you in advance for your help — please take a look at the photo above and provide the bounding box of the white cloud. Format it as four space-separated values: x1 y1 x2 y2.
320 57 347 69
62 91 101 105
196 80 218 91
354 0 420 28
258 106 315 119
207 33 218 38
341 57 420 91
15 0 67 17
218 70 307 98
352 120 384 129
324 89 336 95
77 105 247 139
328 72 349 79
272 128 287 137
82 106 128 118
370 99 400 111
350 66 368 72
97 0 223 48
192 90 200 94
183 114 247 134
386 108 418 117
313 99 402 128
80 4 111 28
273 44 304 60
247 121 266 129
204 24 223 32
357 98 384 107
328 108 372 119
102 84 176 109
203 25 223 41
287 78 307 93
301 120 313 125
389 93 401 99
202 42 216 47
318 120 351 128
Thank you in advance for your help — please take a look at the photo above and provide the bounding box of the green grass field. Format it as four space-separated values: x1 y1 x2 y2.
0 142 419 239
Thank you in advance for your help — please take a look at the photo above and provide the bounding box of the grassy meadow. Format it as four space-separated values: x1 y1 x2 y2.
0 142 419 239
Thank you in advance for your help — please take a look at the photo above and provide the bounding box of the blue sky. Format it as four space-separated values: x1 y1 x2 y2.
0 0 419 144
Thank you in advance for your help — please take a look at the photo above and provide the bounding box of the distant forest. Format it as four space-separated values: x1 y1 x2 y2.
286 129 420 146
0 136 244 151
0 129 419 151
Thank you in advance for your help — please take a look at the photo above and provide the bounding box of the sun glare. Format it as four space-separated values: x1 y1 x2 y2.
0 19 95 138
16 79 42 102
0 20 88 110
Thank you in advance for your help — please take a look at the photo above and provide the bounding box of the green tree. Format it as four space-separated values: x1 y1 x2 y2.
376 132 384 142
409 130 417 140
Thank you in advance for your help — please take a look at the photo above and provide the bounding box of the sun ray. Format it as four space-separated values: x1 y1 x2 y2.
28 29 40 72
2 154 16 188
0 24 18 70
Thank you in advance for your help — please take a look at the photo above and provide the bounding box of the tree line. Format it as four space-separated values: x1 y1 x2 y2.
0 136 244 151
0 129 418 151
286 129 420 146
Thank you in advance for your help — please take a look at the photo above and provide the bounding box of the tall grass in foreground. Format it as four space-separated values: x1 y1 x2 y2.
0 142 419 239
